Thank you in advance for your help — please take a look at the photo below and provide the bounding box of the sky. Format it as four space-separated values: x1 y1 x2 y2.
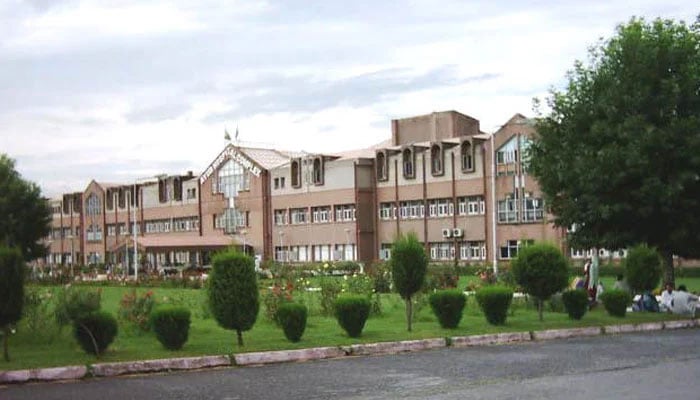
0 0 696 197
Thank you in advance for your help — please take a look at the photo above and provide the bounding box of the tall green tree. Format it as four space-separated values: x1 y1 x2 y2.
390 233 427 332
0 154 51 260
530 17 700 285
0 246 24 361
208 250 259 347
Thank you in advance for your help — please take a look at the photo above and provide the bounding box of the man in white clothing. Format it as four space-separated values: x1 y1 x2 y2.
670 285 698 317
660 282 674 313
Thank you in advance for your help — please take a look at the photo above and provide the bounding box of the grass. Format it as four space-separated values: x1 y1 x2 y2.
3 281 690 371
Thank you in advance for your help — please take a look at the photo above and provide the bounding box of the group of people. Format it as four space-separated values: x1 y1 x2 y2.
660 283 699 317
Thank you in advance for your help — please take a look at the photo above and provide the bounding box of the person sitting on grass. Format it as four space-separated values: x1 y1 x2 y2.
612 274 630 294
670 285 699 318
660 282 675 313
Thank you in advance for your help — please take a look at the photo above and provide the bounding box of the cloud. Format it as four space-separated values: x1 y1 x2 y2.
125 102 191 124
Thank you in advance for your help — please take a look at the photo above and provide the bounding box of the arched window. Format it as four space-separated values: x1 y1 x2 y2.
376 152 387 181
312 157 324 185
430 144 443 175
86 193 101 216
402 148 414 179
461 141 473 171
291 159 301 188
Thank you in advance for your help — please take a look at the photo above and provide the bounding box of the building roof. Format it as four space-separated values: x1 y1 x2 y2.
110 235 236 251
241 146 295 169
333 139 392 160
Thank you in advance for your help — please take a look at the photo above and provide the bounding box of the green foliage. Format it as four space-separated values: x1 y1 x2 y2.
333 295 370 338
150 306 191 350
262 280 294 324
208 250 259 346
600 289 632 318
276 302 308 343
54 287 102 327
318 277 342 317
0 155 52 261
475 286 513 326
0 246 25 361
368 262 392 293
118 289 157 332
530 18 700 285
511 243 569 320
624 244 662 293
73 311 118 356
21 287 60 343
428 289 466 329
425 264 460 292
390 233 428 331
561 289 589 320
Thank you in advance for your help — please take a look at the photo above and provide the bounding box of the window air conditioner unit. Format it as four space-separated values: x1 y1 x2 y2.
441 228 452 238
452 228 463 238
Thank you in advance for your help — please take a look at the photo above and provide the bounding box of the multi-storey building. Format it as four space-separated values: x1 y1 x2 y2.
44 110 581 272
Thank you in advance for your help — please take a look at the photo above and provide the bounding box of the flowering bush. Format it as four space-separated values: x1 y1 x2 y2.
263 280 294 324
118 289 156 332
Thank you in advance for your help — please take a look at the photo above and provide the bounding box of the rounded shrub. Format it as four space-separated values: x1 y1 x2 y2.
624 244 662 293
429 289 466 329
561 289 589 320
73 311 118 356
600 289 632 318
511 243 569 321
475 286 513 325
276 302 308 343
150 306 191 350
334 295 370 338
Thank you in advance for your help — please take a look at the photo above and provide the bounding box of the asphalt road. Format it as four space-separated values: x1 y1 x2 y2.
3 329 699 400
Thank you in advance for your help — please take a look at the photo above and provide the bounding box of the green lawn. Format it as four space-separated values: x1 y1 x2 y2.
3 283 688 371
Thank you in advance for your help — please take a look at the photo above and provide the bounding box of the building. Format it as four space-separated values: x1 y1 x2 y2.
44 110 593 273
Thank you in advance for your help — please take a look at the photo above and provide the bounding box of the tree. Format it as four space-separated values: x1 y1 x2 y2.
511 243 569 321
530 17 700 286
208 250 259 347
624 244 662 293
390 233 427 332
0 246 24 361
0 154 51 260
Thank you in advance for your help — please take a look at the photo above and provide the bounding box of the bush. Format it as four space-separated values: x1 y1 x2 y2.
208 250 260 347
390 233 428 332
276 303 308 343
369 262 392 293
600 289 632 318
425 265 460 291
334 295 370 338
429 289 466 329
118 289 157 332
0 246 24 361
475 286 513 325
263 280 294 324
73 311 118 356
624 244 662 293
561 289 589 320
511 243 569 321
318 277 342 317
54 287 102 327
21 287 59 343
150 306 191 350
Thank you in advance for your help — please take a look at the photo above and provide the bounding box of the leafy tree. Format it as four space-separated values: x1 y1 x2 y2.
511 243 569 321
390 233 427 332
624 244 662 293
208 250 259 347
0 154 51 260
0 246 24 361
530 17 700 286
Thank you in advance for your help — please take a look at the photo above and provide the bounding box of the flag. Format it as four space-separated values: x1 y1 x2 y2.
224 128 231 141
235 126 239 141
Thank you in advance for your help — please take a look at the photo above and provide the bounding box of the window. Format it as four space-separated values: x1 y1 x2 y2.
500 240 520 259
459 241 486 260
335 204 356 222
312 157 324 185
107 224 116 237
218 159 250 197
429 242 454 260
376 151 387 181
274 210 288 225
458 196 485 216
291 159 301 188
215 208 245 233
430 144 443 176
291 208 308 224
428 198 453 218
86 193 101 216
399 200 424 219
106 189 115 211
186 188 197 199
312 206 331 223
379 202 396 220
461 141 473 171
497 197 518 223
86 224 102 242
402 148 414 179
522 197 544 222
274 178 280 189
280 177 285 188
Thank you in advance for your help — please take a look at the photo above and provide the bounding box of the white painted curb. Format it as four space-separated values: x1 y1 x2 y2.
531 327 602 341
234 347 345 366
345 338 447 356
91 355 231 377
603 322 664 334
0 366 87 384
451 331 531 347
663 319 697 330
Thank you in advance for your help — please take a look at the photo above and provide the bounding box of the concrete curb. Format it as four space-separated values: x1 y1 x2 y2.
233 347 345 366
91 355 231 377
451 331 531 347
531 326 602 341
343 338 446 357
2 319 697 385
